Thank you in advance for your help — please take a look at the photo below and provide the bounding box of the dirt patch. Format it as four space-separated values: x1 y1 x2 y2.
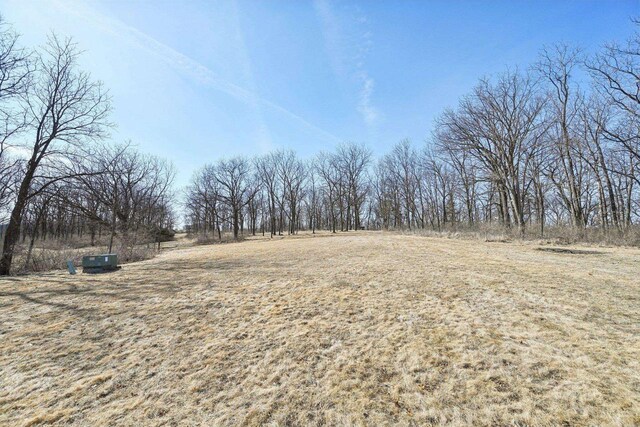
536 247 605 255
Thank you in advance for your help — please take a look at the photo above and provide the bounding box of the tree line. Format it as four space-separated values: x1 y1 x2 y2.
185 24 640 241
0 18 175 275
2 17 639 274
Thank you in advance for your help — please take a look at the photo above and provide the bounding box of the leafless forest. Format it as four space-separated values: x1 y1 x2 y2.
1 16 640 277
185 37 640 242
0 17 175 275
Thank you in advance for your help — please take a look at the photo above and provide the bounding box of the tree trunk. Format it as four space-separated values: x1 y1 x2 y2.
0 164 35 275
233 207 239 239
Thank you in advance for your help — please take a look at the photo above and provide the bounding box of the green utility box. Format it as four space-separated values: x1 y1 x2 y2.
82 254 120 273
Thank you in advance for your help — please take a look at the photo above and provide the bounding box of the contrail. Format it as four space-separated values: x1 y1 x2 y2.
52 0 342 144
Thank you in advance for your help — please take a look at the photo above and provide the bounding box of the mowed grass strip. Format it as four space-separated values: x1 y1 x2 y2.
1 232 639 426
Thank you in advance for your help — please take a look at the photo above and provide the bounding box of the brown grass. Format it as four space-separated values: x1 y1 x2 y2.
1 231 639 426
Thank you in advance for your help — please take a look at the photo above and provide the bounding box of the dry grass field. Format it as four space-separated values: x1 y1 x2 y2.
1 232 639 426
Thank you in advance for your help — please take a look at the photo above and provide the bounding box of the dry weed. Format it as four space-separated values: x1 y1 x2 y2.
1 232 638 426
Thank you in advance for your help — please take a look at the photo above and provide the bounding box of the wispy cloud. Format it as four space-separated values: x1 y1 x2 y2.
313 0 346 78
51 0 341 147
314 0 380 129
357 72 378 126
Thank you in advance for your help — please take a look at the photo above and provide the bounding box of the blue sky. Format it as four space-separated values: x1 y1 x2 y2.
1 0 638 188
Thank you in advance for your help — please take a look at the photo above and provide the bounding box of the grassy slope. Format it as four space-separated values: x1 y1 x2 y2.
1 232 639 426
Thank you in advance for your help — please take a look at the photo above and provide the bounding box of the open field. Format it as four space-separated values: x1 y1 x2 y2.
1 232 639 426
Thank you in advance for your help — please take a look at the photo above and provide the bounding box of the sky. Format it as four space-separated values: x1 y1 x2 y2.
1 0 639 190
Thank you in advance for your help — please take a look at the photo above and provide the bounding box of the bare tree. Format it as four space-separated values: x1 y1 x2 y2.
588 22 640 161
335 143 372 231
0 17 31 223
538 44 589 229
315 151 341 233
255 152 282 237
72 143 175 254
0 34 111 275
214 157 254 239
435 71 547 236
277 150 306 234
